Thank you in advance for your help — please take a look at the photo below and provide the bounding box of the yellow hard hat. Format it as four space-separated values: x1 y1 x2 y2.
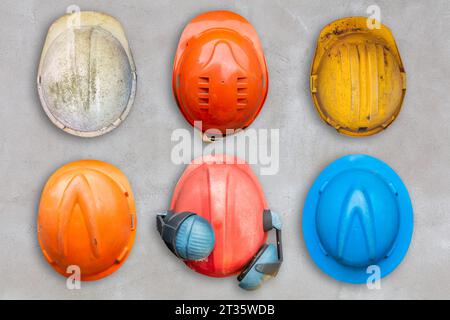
310 17 406 136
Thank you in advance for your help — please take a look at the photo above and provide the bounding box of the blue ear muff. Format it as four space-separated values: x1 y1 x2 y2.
238 244 279 290
175 215 215 260
238 210 283 290
157 211 215 261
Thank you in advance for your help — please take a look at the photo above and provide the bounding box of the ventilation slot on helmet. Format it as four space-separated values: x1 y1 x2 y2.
237 77 248 110
237 98 248 110
198 97 209 111
198 77 210 111
237 76 248 85
198 76 210 84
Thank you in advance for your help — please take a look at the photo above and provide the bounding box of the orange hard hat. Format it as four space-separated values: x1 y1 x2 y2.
172 11 269 137
37 160 137 281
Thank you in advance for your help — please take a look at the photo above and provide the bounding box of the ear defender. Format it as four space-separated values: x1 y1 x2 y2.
238 210 283 290
157 211 215 261
158 155 282 290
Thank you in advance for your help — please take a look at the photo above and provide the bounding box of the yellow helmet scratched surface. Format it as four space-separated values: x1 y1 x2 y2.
310 17 406 136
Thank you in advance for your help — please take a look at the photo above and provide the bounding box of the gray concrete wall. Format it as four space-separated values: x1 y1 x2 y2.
0 0 449 299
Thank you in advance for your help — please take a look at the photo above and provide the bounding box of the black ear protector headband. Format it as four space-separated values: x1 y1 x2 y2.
238 210 283 281
157 209 282 290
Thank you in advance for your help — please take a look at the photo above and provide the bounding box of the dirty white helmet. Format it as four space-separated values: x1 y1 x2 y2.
37 11 137 137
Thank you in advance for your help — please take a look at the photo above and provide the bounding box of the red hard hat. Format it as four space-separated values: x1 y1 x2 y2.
170 155 268 277
173 11 269 137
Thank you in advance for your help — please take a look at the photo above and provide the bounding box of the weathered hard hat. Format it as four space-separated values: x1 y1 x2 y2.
310 17 406 136
172 11 269 138
38 160 137 281
37 11 137 137
157 155 282 290
303 155 413 284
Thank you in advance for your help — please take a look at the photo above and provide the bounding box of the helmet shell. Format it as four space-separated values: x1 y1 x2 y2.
170 155 268 277
303 155 413 283
37 12 136 137
38 160 136 281
173 11 268 137
310 17 406 136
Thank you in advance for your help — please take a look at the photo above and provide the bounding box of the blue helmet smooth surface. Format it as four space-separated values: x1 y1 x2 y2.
175 215 215 261
303 154 413 284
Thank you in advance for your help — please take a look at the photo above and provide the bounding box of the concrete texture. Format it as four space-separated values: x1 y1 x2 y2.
0 0 449 300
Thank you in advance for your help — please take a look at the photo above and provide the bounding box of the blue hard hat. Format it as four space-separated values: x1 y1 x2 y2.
302 155 413 284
